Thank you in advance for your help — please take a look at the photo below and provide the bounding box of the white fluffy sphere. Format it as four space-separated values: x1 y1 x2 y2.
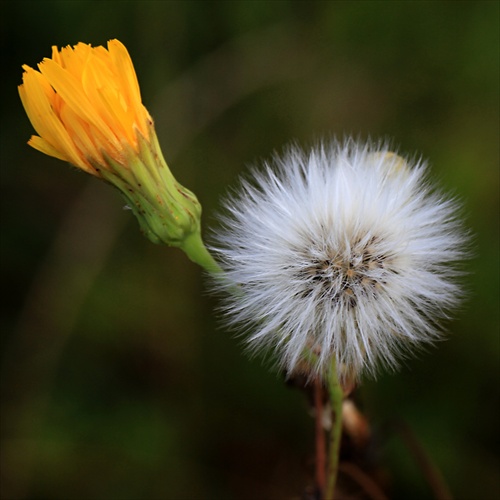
212 140 468 384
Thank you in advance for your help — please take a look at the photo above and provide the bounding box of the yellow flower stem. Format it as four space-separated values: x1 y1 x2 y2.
181 231 223 274
324 357 343 500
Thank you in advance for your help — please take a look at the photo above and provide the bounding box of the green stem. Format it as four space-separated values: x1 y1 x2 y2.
181 231 223 274
324 358 343 500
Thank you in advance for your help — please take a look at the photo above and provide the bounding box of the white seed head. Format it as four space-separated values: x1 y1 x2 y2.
211 139 468 384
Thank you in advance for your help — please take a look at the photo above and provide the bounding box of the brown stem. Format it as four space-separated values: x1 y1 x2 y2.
339 462 388 500
395 421 453 500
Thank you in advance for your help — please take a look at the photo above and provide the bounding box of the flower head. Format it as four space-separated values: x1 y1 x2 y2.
19 39 150 175
212 140 468 384
19 40 218 272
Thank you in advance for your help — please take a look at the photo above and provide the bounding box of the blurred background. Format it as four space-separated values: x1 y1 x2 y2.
1 1 498 499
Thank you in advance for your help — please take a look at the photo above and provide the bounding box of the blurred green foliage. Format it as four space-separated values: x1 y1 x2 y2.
1 1 498 499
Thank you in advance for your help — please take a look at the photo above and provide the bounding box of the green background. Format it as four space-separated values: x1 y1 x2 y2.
1 1 498 499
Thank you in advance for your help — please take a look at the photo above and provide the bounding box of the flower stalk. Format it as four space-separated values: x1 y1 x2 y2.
301 348 344 499
325 358 344 500
314 377 327 495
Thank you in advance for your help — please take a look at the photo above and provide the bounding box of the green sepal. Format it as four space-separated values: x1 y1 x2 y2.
94 122 220 273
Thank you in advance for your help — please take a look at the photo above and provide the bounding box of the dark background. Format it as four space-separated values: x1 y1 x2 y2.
1 1 498 499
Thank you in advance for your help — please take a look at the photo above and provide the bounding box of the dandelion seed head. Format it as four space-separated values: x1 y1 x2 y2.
212 139 468 384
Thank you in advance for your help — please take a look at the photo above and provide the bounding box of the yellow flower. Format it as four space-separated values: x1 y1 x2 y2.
19 40 220 273
19 39 151 176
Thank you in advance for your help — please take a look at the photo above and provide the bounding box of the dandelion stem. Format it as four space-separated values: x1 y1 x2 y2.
324 359 343 500
314 377 326 496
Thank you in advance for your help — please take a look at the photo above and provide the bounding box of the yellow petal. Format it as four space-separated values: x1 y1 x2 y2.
107 39 149 136
19 67 83 167
20 39 152 171
28 135 68 162
38 57 117 147
81 54 131 143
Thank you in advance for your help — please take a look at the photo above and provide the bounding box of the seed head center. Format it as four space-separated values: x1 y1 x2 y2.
297 236 390 307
